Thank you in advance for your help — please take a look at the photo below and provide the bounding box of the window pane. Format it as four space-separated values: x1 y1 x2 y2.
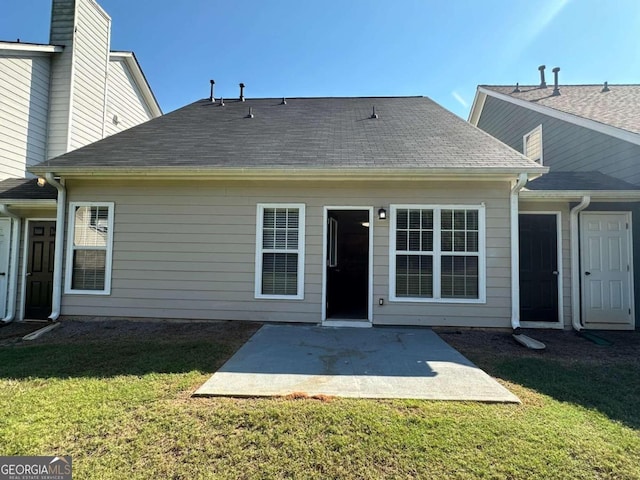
397 209 408 229
263 229 275 249
263 207 299 251
421 231 433 251
467 231 478 252
421 210 433 229
262 253 298 295
467 211 479 230
396 230 408 251
263 209 275 228
396 254 433 298
408 231 420 251
74 206 108 247
441 210 453 230
441 255 478 299
409 210 421 229
72 250 106 290
287 209 299 229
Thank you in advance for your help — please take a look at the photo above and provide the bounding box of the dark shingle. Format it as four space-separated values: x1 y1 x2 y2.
31 97 544 173
0 178 57 200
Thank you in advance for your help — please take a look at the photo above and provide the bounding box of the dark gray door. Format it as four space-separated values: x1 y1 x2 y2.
25 221 55 319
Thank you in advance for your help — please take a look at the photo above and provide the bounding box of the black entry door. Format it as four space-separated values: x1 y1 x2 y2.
25 221 55 319
326 210 369 319
519 214 559 322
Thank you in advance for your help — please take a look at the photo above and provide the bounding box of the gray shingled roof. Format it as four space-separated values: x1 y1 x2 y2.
31 96 544 174
0 178 57 200
525 172 640 191
483 85 640 136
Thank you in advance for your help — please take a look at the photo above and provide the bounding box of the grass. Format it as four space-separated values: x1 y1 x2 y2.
0 330 639 479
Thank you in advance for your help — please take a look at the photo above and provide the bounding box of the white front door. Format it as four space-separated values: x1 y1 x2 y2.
580 212 634 330
0 219 10 317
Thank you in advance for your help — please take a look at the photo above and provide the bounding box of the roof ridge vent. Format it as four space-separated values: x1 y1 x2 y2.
602 81 610 93
538 65 547 88
371 106 378 119
513 83 521 93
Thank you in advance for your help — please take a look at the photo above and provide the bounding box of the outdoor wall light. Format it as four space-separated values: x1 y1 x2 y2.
378 208 387 220
36 177 46 188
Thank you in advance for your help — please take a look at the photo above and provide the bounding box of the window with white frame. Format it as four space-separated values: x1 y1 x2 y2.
255 204 305 299
390 205 485 302
523 124 543 164
65 202 114 294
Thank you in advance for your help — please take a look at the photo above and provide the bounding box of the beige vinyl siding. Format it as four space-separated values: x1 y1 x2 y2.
519 202 572 328
105 59 153 137
0 55 51 178
61 179 513 328
47 0 75 159
68 0 110 151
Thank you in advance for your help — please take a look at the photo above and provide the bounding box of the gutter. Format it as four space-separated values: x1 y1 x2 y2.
510 173 528 330
0 206 21 323
570 196 591 331
45 173 66 321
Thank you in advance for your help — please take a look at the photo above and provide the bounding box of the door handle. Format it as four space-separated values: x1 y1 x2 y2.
552 271 559 275
585 271 591 276
0 272 5 276
26 272 32 276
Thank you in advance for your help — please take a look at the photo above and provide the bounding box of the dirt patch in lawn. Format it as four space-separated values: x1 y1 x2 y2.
0 318 262 348
435 327 640 366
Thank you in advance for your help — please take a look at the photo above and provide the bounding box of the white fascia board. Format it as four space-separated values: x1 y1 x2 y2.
28 167 547 181
109 51 162 117
467 89 486 126
0 43 63 55
478 86 640 148
0 199 57 208
521 190 640 201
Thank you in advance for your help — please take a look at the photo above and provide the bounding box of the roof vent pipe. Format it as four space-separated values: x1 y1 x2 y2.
247 107 254 118
602 81 610 92
552 67 561 96
209 79 215 102
220 97 224 106
513 82 521 93
538 65 547 88
239 83 245 101
371 106 378 119
281 97 287 105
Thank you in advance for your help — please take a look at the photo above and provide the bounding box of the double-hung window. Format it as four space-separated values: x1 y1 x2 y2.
390 205 485 303
255 204 305 299
65 202 115 294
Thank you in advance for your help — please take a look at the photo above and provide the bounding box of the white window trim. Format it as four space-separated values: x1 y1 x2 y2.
65 202 115 295
255 203 306 300
523 124 543 165
389 204 486 304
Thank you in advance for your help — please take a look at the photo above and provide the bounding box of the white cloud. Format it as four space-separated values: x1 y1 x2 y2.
452 91 468 108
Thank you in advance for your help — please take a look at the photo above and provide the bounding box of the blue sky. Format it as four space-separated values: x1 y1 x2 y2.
2 0 639 117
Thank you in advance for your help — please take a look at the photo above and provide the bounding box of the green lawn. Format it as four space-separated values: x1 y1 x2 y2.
0 329 639 479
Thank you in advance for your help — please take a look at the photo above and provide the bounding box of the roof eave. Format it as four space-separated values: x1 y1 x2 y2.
29 166 547 181
521 190 640 201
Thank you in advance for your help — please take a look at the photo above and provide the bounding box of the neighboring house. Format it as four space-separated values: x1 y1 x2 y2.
469 66 640 331
0 0 161 321
29 93 546 328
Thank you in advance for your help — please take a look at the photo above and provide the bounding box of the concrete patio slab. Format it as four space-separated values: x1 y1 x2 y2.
194 324 520 403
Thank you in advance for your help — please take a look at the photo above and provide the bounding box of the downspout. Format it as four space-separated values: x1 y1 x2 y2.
0 206 21 323
510 173 528 331
45 173 66 321
570 196 591 331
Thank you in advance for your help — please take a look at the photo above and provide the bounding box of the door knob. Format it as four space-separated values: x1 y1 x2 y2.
0 272 5 276
552 271 559 275
26 272 32 276
585 271 591 276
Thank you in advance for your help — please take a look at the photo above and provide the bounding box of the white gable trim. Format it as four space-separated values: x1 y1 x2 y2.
477 86 640 147
109 52 162 117
0 42 63 55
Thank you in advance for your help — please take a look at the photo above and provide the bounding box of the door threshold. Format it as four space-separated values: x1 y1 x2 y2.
322 320 372 328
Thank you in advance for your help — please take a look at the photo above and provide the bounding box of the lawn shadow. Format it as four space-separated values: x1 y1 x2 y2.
0 341 236 379
488 358 640 430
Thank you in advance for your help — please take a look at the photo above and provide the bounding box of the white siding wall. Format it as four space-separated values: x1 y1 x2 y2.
61 179 513 327
105 59 153 137
67 0 110 151
0 55 51 179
